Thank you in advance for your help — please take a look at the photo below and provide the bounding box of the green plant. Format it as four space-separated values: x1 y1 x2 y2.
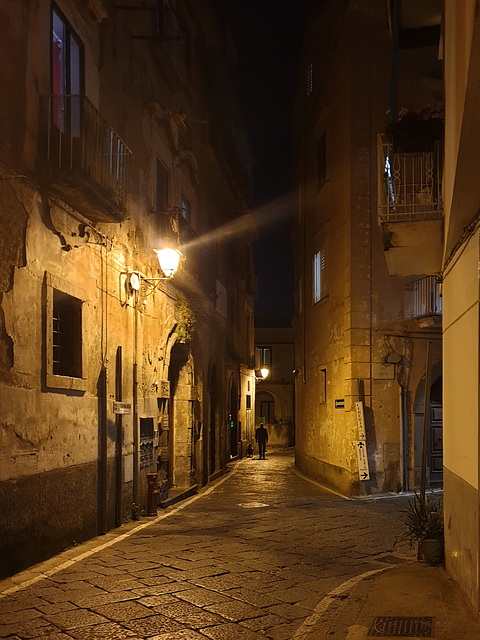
174 295 196 342
402 492 444 545
131 503 141 521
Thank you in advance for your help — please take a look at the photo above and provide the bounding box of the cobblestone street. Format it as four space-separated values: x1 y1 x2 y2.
0 449 414 640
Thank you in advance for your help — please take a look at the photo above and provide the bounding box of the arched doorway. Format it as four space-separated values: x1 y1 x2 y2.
168 342 193 488
414 363 443 487
428 376 443 485
256 391 275 424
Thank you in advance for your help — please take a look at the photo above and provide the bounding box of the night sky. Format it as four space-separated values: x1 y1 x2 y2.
212 0 307 323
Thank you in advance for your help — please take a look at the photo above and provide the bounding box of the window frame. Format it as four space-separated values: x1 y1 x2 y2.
45 272 87 391
259 346 272 368
313 248 326 304
51 4 84 134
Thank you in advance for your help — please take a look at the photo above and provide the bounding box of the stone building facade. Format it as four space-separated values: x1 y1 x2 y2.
442 0 480 615
254 318 295 448
293 0 443 496
0 0 255 578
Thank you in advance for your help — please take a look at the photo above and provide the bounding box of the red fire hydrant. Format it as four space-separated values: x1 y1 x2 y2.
146 473 158 516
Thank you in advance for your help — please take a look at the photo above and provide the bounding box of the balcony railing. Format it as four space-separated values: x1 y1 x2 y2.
412 275 442 320
46 95 131 218
377 135 443 223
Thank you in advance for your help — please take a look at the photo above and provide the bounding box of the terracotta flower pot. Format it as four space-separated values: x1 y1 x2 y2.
420 538 444 566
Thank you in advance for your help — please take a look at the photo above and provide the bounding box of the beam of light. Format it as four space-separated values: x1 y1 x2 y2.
177 191 293 254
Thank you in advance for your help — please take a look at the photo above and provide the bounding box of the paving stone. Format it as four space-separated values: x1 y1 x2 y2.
266 602 311 620
0 618 61 639
239 613 289 631
154 601 225 628
53 572 102 584
271 586 317 604
137 594 179 607
131 582 192 597
205 600 265 622
44 609 110 630
0 595 50 613
175 588 231 607
30 633 74 640
227 587 282 608
85 576 146 592
34 601 78 615
148 630 206 640
123 614 185 636
264 619 303 640
67 622 140 640
91 600 154 621
73 591 139 607
138 576 178 587
189 576 237 591
199 622 266 639
0 607 43 626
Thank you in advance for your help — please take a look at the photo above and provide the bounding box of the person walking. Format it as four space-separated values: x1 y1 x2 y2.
255 423 268 459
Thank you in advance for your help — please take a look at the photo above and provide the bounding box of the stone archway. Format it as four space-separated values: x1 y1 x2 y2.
168 341 195 489
413 361 443 488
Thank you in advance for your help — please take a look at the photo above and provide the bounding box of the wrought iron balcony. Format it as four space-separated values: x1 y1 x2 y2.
376 135 444 276
45 95 131 222
378 136 443 222
412 275 442 328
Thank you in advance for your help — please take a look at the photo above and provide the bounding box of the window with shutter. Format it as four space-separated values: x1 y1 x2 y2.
313 249 326 304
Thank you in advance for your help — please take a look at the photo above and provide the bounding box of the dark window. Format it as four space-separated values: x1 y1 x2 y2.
51 6 83 134
156 159 169 213
259 400 274 423
52 289 82 378
246 394 251 410
181 193 190 221
140 417 155 469
317 132 326 188
259 347 272 367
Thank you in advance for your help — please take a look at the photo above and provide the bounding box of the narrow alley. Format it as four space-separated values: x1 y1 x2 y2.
0 449 423 640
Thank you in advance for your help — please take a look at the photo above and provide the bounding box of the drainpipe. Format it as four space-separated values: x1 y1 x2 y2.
98 364 108 535
133 293 139 505
420 341 432 502
115 346 123 527
399 385 408 491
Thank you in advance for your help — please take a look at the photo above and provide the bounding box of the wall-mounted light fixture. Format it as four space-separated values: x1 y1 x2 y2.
154 247 183 279
255 368 270 381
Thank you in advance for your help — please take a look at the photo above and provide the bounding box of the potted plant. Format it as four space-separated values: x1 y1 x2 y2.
385 104 444 152
402 491 444 565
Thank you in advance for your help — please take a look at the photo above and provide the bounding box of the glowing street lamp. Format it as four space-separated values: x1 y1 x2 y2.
154 247 183 278
255 367 269 381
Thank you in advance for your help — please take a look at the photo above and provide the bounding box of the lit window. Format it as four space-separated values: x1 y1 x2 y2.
313 249 326 304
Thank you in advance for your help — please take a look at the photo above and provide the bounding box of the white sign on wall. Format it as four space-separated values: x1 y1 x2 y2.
354 401 370 480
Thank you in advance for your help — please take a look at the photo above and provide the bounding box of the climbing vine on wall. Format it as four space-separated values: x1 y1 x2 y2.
174 294 196 342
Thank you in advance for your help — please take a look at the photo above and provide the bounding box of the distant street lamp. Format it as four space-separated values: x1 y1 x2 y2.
255 367 270 381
